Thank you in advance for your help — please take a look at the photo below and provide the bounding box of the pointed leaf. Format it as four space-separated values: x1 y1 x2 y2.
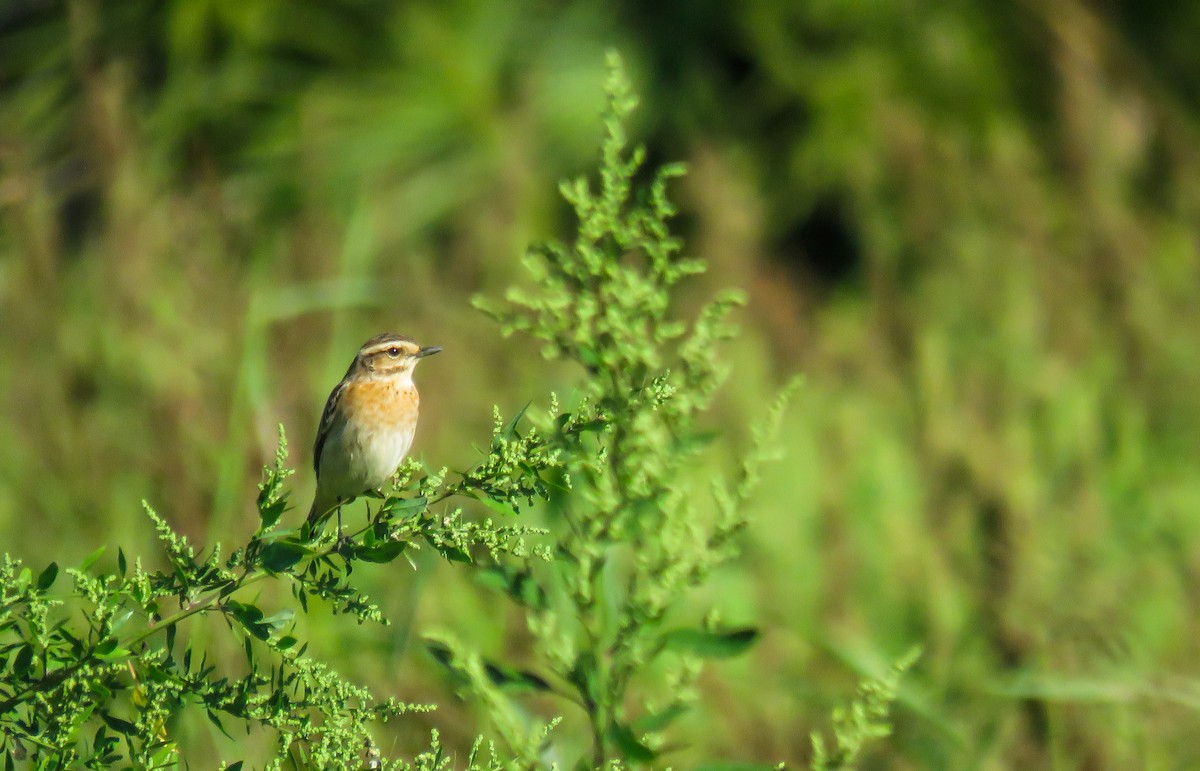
100 713 137 735
355 540 407 564
380 496 428 517
36 562 58 591
78 546 106 572
259 542 309 573
258 498 288 530
473 495 519 518
473 566 546 610
484 661 552 693
633 703 689 733
661 627 760 658
205 708 233 739
423 533 472 564
226 601 272 641
500 401 532 442
261 609 294 632
94 638 131 661
425 641 453 669
13 644 33 674
609 720 656 762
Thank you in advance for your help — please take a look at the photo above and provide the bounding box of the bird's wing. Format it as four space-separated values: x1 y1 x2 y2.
312 376 350 477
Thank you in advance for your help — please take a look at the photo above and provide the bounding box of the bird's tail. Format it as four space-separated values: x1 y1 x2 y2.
305 489 337 534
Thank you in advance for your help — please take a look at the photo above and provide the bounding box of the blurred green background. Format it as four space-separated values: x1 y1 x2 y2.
3 0 1200 767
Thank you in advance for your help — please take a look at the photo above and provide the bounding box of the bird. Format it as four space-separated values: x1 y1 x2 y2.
306 332 442 539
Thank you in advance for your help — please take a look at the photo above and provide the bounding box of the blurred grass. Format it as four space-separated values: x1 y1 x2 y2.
3 0 1200 767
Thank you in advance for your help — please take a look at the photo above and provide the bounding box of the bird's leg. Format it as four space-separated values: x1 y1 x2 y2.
331 503 354 553
333 505 345 547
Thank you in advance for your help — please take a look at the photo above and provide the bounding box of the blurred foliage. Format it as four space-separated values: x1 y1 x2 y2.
2 0 1200 767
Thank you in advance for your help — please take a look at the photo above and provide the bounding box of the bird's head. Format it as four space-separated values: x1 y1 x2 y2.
354 333 441 378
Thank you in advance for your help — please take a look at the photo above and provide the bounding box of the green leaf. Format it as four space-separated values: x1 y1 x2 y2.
473 566 546 610
110 609 135 634
354 540 407 563
94 638 131 661
13 643 33 673
258 498 288 530
425 640 453 669
100 712 137 735
673 429 719 454
473 495 519 518
261 609 294 632
423 533 472 564
36 562 58 591
78 546 106 572
424 640 471 687
609 720 657 762
149 744 179 767
483 661 552 693
259 541 309 573
661 627 760 658
502 401 532 440
568 652 600 705
633 703 689 733
578 346 602 373
205 708 233 739
226 601 272 641
117 548 127 578
380 495 428 517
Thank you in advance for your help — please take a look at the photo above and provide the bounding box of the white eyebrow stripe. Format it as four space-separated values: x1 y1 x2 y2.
361 341 413 356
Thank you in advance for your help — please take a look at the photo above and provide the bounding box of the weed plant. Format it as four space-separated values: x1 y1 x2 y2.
0 55 911 770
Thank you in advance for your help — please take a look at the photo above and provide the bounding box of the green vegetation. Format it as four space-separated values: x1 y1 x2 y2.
3 1 1200 768
1 56 907 768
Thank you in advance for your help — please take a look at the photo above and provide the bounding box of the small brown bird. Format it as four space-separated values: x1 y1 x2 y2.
307 333 441 537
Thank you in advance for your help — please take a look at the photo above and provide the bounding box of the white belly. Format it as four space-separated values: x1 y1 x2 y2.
318 419 415 500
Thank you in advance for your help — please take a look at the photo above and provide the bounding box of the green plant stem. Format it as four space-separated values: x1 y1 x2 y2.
122 569 269 650
590 708 608 769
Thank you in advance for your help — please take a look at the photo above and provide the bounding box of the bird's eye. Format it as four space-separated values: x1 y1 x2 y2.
386 347 402 357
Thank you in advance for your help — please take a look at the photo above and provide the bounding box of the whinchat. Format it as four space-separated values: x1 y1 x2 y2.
307 333 441 537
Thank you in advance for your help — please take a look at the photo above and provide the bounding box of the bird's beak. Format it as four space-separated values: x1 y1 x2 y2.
416 345 443 358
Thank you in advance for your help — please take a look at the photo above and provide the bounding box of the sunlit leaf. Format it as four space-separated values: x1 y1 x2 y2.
380 496 428 516
501 401 532 442
78 546 106 572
